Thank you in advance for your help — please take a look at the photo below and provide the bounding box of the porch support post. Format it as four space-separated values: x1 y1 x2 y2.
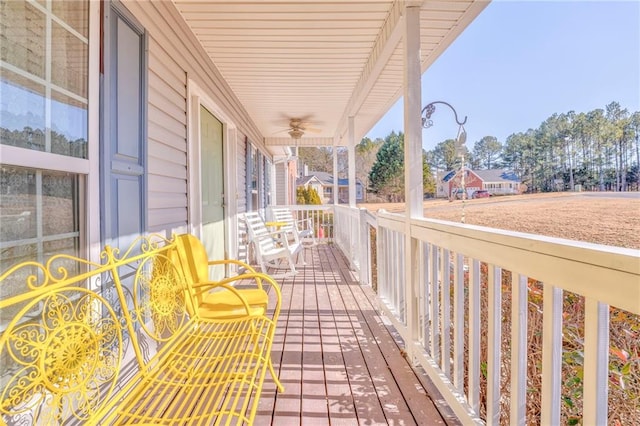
403 4 423 361
283 161 289 205
348 116 357 208
333 137 339 204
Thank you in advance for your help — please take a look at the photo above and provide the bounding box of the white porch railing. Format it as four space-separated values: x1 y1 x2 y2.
269 205 334 243
267 204 376 286
329 205 640 425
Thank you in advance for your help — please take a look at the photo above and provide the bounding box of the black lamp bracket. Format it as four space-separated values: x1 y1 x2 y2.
421 101 467 129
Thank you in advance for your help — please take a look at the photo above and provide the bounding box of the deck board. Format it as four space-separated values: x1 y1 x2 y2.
255 244 450 425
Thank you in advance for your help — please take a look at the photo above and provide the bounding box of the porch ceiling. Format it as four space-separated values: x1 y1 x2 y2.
172 0 488 148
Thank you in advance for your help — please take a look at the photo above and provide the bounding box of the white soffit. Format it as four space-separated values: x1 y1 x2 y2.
172 0 489 146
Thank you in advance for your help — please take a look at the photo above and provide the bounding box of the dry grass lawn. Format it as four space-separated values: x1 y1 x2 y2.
362 193 640 249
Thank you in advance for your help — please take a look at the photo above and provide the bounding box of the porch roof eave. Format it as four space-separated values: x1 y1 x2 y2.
170 1 490 151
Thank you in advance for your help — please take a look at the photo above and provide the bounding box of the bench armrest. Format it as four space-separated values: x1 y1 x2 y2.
268 229 293 250
207 258 256 272
191 272 282 317
207 259 260 286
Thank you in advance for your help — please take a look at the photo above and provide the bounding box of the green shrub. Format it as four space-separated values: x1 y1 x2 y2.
296 187 321 205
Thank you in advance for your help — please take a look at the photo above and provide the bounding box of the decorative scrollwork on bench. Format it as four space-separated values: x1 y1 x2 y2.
1 233 283 425
1 289 122 424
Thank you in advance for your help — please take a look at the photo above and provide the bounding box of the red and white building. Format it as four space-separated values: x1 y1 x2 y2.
436 168 522 198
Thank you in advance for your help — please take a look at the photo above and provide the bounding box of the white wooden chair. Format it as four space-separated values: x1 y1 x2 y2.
268 207 317 247
244 211 302 275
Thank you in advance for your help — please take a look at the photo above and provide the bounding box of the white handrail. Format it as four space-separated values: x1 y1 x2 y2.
330 205 640 425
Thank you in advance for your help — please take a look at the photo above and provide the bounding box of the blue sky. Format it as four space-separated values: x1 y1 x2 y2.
365 1 640 152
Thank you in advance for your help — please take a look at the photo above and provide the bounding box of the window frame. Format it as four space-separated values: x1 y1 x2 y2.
0 0 100 264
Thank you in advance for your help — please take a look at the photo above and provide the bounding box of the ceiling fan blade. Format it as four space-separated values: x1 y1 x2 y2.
271 128 291 135
302 126 322 133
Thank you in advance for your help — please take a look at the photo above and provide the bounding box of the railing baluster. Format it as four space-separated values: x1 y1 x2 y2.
385 227 391 302
389 230 400 317
392 230 396 303
382 227 389 302
541 284 562 425
360 210 370 286
441 248 451 379
326 209 329 240
400 232 406 324
453 253 465 392
380 227 388 301
388 229 392 312
583 298 609 425
487 265 502 424
431 245 440 365
510 274 528 425
468 259 481 413
422 242 430 348
393 230 399 317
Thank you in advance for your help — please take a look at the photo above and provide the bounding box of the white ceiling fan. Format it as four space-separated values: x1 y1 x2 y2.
275 116 322 140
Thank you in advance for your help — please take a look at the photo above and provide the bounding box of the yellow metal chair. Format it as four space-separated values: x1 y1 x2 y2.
174 233 284 392
174 233 268 319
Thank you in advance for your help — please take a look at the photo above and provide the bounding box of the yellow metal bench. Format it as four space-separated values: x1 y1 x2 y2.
0 235 282 425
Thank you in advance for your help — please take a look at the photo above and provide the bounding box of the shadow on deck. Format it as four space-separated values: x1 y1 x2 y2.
255 244 456 425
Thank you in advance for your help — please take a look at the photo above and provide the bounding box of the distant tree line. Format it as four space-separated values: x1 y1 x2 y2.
293 101 640 198
368 131 435 201
1 126 87 159
298 132 436 202
426 101 640 192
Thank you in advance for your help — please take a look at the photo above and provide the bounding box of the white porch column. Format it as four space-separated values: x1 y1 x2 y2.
284 161 290 205
348 116 357 207
404 6 423 217
333 137 339 204
403 4 423 361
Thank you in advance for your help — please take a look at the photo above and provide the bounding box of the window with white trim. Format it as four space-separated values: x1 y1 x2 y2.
246 142 271 212
264 158 272 207
0 0 88 271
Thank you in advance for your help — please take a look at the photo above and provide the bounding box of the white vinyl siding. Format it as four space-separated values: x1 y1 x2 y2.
147 37 187 232
120 2 267 238
236 135 247 215
236 134 248 262
275 163 287 205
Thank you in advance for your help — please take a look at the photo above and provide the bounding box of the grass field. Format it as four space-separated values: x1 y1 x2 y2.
362 192 640 249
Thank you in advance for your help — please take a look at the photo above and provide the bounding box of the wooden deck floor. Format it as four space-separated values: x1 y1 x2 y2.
254 244 451 425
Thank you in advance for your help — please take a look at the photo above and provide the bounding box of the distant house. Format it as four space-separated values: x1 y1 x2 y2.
436 168 521 198
297 171 364 204
296 175 325 201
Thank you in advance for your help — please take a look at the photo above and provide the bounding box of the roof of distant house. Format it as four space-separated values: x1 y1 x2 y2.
296 175 323 186
440 168 519 183
297 171 363 187
473 169 520 182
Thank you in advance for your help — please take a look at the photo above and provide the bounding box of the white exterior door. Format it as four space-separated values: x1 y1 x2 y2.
200 105 225 280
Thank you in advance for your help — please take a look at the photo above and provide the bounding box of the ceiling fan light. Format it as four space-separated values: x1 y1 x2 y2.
288 128 304 139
